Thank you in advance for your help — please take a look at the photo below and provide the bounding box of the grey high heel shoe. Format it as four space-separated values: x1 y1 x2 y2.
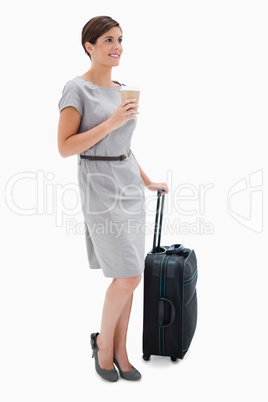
113 357 142 381
90 333 118 382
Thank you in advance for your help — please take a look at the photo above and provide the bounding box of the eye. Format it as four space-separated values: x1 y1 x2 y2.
105 38 123 43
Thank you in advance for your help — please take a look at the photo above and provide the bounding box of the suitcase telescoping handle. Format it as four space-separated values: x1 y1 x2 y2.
152 189 165 253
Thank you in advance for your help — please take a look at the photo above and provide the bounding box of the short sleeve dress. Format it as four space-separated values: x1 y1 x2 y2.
58 76 146 278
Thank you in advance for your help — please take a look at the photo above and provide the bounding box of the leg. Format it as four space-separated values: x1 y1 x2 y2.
96 275 141 370
113 294 133 372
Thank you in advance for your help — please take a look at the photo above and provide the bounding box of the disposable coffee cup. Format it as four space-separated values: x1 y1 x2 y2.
120 86 140 112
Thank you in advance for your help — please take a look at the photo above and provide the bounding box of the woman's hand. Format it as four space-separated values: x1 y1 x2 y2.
146 181 170 195
108 99 139 131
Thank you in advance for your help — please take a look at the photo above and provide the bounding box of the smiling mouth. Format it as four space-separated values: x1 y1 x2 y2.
109 54 120 58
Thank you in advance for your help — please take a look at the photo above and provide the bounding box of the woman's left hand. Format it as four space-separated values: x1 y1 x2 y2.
146 181 170 195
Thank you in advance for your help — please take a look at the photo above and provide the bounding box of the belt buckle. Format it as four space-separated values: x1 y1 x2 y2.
122 153 128 161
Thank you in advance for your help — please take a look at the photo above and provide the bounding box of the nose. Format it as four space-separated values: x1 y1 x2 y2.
114 41 122 51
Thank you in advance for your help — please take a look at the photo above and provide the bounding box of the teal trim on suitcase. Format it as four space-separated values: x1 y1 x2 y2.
159 255 171 356
163 256 170 356
159 327 161 355
184 269 197 283
159 256 166 299
162 328 165 356
163 256 169 298
184 269 198 286
159 256 166 355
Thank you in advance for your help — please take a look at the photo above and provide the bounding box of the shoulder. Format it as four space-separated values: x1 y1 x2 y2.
58 77 84 116
62 76 83 92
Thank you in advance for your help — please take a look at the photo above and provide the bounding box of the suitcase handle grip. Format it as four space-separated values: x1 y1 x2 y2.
158 298 176 328
166 244 185 255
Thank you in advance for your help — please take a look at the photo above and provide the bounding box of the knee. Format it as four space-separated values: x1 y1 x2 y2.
117 275 142 293
129 275 142 290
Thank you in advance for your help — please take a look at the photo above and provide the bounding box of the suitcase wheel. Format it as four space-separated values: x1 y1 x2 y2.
143 354 150 361
171 357 177 362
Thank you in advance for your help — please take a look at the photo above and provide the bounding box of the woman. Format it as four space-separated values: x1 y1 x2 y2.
57 16 169 382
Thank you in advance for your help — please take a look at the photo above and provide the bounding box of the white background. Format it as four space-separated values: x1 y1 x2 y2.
1 0 267 400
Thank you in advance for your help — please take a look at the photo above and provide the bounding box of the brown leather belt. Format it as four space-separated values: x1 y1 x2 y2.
80 149 132 161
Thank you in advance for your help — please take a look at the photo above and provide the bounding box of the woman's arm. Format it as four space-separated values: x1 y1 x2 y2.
133 154 152 187
58 99 139 158
58 107 112 158
131 150 170 194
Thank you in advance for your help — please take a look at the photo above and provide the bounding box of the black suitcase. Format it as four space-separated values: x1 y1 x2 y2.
142 189 198 362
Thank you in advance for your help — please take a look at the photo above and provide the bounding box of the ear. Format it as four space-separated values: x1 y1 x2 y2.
85 41 93 55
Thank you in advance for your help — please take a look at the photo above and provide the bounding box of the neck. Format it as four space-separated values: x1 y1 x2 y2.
84 64 114 87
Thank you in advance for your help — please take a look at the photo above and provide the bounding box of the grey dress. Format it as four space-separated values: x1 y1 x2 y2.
58 76 146 278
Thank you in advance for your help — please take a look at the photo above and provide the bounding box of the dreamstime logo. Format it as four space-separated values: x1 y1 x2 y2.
227 170 263 233
4 169 215 236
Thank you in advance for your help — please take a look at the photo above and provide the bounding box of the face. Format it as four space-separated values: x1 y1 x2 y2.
86 26 123 65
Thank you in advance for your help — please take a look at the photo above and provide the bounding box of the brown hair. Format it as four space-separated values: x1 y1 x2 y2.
81 16 122 59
